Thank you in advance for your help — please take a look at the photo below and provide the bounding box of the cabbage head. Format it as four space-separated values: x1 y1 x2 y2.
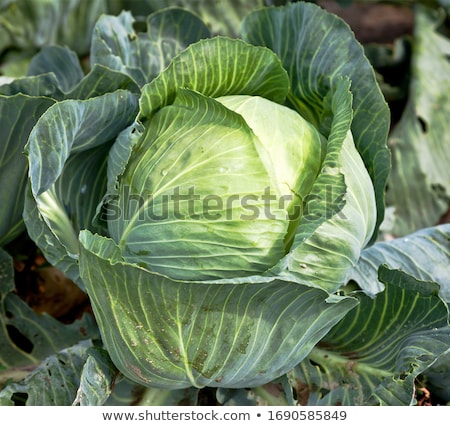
25 4 390 390
107 92 376 282
80 38 382 388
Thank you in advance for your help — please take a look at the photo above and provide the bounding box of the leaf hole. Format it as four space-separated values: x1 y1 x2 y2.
417 116 428 133
6 325 34 353
11 392 28 406
309 359 326 374
132 19 147 33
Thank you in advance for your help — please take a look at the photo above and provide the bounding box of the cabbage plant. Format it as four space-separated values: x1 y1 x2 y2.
21 3 393 390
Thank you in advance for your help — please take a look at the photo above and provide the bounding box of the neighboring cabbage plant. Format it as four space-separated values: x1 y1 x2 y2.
23 4 390 389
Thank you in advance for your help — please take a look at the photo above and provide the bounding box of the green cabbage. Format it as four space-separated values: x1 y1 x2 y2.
23 3 390 389
109 94 328 280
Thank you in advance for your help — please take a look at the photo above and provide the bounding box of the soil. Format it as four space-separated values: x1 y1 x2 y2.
6 235 90 323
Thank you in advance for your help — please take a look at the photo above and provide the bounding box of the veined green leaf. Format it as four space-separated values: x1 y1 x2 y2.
350 224 450 300
54 144 111 236
23 145 109 284
0 93 55 246
6 47 140 100
80 229 357 390
0 0 107 55
282 133 376 292
278 79 350 290
385 6 450 236
0 247 98 370
90 11 149 87
24 145 111 281
242 2 390 242
27 45 84 93
289 267 450 406
22 185 82 285
67 64 140 100
24 90 138 284
145 7 211 68
90 8 210 87
73 346 117 406
0 342 92 406
0 73 64 99
26 90 139 197
139 36 290 119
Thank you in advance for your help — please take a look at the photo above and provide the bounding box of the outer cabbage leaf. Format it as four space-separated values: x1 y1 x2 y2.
138 36 290 118
26 91 138 197
0 73 64 99
66 64 140 100
242 2 391 243
0 248 98 371
350 224 450 300
288 267 450 406
79 230 357 389
0 46 140 101
90 8 211 87
0 339 120 407
0 45 141 252
24 91 139 284
385 6 450 236
0 342 91 406
0 0 107 56
0 94 55 246
27 45 84 93
72 346 118 406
